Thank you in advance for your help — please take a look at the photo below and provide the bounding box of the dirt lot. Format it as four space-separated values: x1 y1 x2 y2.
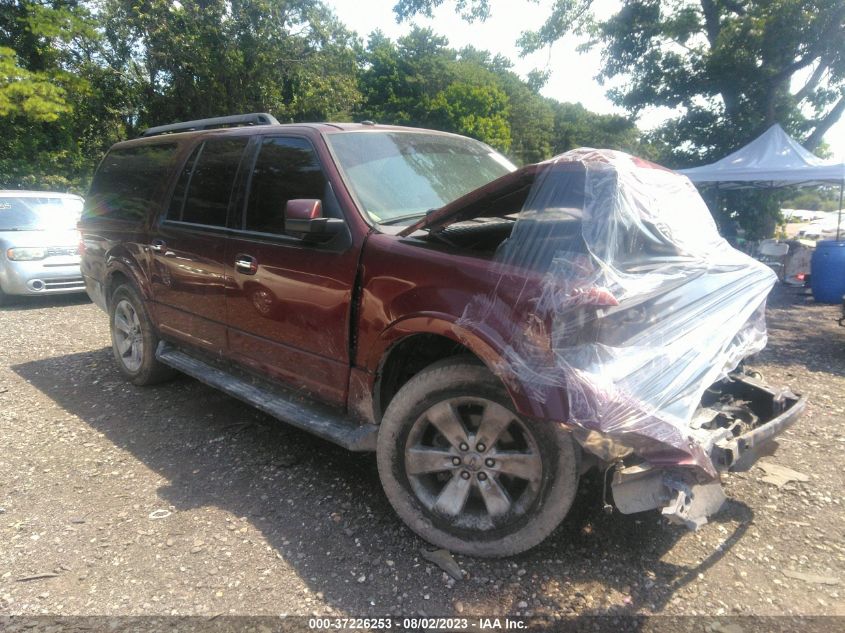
1 285 844 623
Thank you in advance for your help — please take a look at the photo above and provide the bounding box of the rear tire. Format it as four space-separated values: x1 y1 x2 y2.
377 358 579 557
109 284 175 386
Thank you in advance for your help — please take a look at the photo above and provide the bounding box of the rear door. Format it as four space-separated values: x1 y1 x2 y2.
149 136 249 353
224 135 359 406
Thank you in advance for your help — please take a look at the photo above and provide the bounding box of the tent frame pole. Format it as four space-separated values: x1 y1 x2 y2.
715 183 720 218
838 180 843 242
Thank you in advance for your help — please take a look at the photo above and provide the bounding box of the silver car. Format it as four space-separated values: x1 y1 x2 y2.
0 191 85 304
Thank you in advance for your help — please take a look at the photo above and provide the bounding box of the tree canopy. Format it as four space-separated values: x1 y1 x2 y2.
395 0 845 165
0 0 645 192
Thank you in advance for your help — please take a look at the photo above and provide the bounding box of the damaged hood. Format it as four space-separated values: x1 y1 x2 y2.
452 148 777 477
398 163 543 236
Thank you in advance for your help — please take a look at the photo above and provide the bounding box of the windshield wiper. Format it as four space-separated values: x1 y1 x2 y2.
378 212 429 226
0 227 43 231
378 209 438 226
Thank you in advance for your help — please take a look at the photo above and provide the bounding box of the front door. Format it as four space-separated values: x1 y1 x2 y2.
225 135 360 406
149 136 249 353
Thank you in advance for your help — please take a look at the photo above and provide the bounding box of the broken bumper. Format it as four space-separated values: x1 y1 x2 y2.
611 374 806 529
708 374 806 472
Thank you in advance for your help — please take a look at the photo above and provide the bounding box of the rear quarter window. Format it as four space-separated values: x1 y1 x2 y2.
166 137 248 227
83 143 179 222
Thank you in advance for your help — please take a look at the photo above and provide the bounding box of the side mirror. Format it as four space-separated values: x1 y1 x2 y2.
284 199 344 239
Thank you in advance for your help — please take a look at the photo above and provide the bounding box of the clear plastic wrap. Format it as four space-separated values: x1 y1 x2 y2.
457 149 777 476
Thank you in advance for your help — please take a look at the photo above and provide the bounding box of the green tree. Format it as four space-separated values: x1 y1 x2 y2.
549 101 646 156
0 0 364 189
395 0 845 163
0 0 652 191
0 0 103 189
357 28 455 126
591 0 845 165
357 28 645 162
358 28 514 149
781 186 843 213
453 46 554 163
101 0 361 128
430 81 511 150
0 46 68 120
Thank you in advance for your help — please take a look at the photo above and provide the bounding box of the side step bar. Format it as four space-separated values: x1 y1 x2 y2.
156 342 377 452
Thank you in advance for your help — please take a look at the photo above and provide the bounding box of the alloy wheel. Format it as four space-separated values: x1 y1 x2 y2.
404 396 543 531
113 298 144 372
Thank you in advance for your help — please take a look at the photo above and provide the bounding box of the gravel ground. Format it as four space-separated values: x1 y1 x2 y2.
1 285 844 621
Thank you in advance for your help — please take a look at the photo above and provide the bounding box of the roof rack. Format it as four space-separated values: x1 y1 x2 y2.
140 112 280 137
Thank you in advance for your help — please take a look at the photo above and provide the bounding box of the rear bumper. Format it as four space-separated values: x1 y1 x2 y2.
611 373 805 529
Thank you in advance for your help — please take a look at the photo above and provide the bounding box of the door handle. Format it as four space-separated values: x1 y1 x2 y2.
150 238 166 253
234 253 258 275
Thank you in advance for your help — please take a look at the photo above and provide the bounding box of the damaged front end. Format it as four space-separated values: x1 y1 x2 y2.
422 148 806 531
612 371 806 529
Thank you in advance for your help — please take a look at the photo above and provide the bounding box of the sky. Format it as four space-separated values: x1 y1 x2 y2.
324 0 845 162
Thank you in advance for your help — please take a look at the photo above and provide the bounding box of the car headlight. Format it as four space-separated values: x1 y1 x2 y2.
6 247 47 261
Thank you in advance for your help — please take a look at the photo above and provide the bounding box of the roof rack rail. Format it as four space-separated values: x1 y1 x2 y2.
140 112 280 137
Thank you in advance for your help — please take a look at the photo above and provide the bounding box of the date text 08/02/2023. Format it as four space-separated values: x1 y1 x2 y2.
307 617 527 629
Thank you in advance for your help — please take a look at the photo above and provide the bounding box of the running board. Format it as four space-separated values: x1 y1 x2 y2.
155 342 377 452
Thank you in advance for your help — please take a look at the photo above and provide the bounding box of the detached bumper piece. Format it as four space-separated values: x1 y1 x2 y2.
611 373 805 529
610 466 727 530
660 477 726 530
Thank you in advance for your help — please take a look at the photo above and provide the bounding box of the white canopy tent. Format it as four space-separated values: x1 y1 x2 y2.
678 124 845 239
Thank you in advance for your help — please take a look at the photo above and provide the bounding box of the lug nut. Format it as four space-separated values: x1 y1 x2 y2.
485 458 495 467
477 472 488 481
476 443 486 452
459 442 469 451
452 456 461 466
460 471 471 480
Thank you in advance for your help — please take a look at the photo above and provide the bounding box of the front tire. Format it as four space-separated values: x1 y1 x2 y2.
377 358 579 557
109 284 175 386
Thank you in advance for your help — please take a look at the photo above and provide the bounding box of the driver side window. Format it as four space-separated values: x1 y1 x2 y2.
244 136 337 235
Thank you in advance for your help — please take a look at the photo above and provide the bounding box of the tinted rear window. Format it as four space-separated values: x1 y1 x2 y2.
84 143 178 221
167 138 248 227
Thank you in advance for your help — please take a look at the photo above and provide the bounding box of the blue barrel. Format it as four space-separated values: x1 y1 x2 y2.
811 240 845 303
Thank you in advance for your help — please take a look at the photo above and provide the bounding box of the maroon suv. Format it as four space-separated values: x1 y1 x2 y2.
80 113 804 556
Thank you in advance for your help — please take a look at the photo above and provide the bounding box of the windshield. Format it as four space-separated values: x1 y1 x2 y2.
0 196 83 231
327 131 516 223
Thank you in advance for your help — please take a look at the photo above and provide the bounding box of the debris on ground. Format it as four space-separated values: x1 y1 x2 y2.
16 573 59 582
420 548 463 581
757 461 810 487
704 622 746 633
782 570 840 586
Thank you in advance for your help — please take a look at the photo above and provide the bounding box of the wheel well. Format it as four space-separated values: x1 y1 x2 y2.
105 271 130 307
375 333 480 421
